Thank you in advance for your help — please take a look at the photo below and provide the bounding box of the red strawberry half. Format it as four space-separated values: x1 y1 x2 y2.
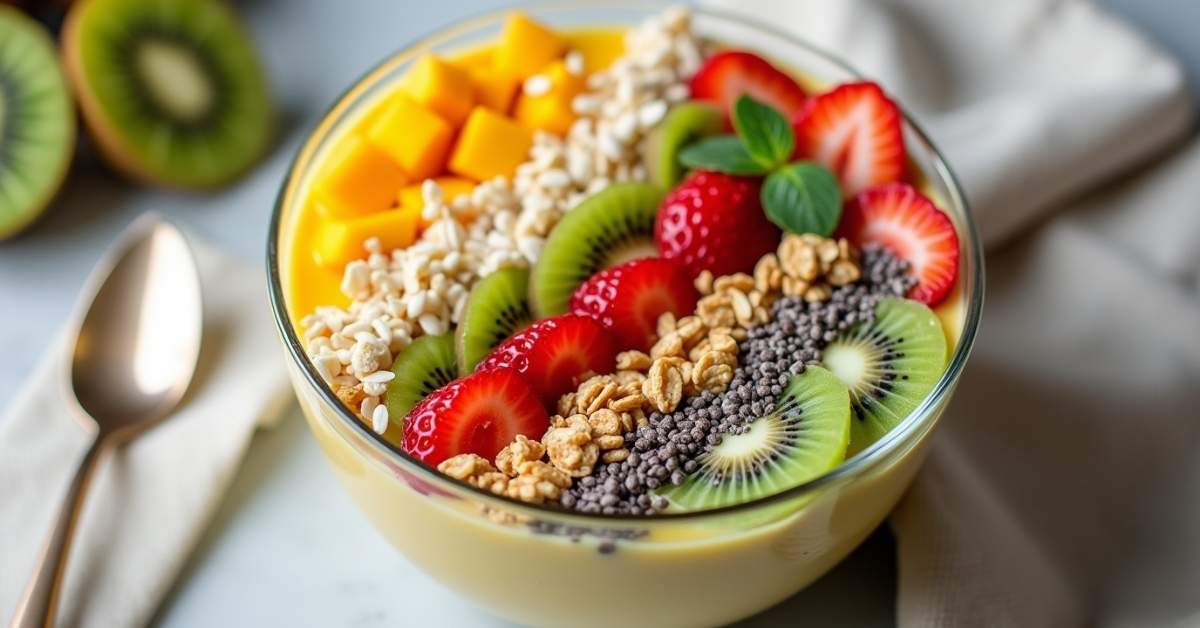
689 50 807 121
475 314 618 408
793 81 904 197
838 182 959 305
569 257 700 351
655 170 782 277
402 369 549 466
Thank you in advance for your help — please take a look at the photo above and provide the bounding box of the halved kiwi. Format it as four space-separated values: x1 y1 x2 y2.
455 267 532 374
657 366 851 511
385 333 457 424
530 182 662 317
639 101 723 188
822 297 947 454
61 0 272 188
0 5 74 240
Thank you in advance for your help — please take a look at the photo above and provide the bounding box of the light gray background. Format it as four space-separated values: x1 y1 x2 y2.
2 1 1197 625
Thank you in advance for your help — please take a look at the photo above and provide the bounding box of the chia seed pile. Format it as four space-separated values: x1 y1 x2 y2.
561 245 919 515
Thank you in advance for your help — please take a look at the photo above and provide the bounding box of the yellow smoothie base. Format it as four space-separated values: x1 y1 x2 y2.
277 23 971 628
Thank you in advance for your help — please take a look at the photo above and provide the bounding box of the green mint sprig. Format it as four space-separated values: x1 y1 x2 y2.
678 94 841 236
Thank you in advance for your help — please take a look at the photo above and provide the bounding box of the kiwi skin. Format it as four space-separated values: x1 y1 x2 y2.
529 182 664 318
0 5 75 240
60 0 273 189
455 267 532 375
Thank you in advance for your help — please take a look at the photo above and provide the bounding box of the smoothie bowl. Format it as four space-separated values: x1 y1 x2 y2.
267 3 982 626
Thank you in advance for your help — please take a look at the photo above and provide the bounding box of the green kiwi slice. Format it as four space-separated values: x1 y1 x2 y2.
62 0 272 188
822 297 947 454
639 101 723 188
657 366 851 511
530 182 663 317
455 267 532 374
385 333 457 423
0 5 74 240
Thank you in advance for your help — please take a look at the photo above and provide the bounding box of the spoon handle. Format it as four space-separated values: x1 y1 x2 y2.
9 438 106 628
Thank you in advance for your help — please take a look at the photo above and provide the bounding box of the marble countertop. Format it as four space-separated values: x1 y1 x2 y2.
3 0 1197 625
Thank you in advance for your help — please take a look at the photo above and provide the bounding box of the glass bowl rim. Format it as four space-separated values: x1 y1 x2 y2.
266 1 985 524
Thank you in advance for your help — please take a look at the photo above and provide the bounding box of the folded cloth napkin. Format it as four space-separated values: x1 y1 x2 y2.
0 217 290 628
709 0 1198 625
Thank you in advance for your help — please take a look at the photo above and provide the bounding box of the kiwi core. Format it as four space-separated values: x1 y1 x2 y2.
710 417 782 472
136 38 213 123
822 341 871 393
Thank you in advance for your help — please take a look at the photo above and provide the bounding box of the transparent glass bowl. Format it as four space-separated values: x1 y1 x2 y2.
267 3 983 627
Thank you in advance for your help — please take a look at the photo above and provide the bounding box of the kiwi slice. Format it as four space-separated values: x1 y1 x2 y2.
822 297 947 454
0 5 75 240
61 0 272 188
657 366 851 511
385 333 457 423
530 182 663 317
639 101 723 188
455 267 532 374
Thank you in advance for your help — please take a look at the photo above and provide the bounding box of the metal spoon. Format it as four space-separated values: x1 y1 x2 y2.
9 218 203 628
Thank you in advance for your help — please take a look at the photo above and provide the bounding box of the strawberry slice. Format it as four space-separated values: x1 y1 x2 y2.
569 258 700 351
689 50 807 121
402 369 549 466
475 314 618 408
837 182 959 305
793 81 904 197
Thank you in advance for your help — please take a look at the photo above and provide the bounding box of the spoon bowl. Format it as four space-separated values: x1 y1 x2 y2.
9 217 202 628
69 221 203 436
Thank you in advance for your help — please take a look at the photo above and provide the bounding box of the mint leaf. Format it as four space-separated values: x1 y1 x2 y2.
678 135 772 176
762 162 842 236
732 94 795 169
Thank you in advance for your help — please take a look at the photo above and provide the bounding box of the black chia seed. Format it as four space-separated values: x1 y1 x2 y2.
563 245 917 515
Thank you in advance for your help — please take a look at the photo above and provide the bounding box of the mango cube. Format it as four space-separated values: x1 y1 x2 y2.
494 13 564 79
401 54 475 126
513 60 586 135
317 206 420 269
314 134 407 220
367 96 453 181
563 31 625 73
469 67 519 113
398 176 477 227
448 107 534 181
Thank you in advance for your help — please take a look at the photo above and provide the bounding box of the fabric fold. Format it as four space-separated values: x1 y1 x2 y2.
0 228 289 628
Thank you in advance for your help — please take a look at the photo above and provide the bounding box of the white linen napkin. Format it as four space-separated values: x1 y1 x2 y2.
0 218 290 628
709 0 1199 625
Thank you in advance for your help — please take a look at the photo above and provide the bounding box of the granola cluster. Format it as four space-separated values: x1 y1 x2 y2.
437 438 572 505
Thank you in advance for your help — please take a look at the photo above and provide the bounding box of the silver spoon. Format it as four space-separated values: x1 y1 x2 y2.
9 218 203 628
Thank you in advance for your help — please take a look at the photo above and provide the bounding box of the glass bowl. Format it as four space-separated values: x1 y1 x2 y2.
267 3 984 626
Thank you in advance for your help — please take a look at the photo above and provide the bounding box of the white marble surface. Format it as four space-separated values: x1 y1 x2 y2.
3 0 1198 626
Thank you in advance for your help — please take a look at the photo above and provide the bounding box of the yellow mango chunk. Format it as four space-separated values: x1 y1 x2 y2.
367 96 454 182
317 206 420 269
563 30 626 73
314 134 408 220
469 67 519 113
450 45 494 71
494 13 564 79
401 54 475 126
513 60 586 135
448 107 534 181
398 176 477 227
